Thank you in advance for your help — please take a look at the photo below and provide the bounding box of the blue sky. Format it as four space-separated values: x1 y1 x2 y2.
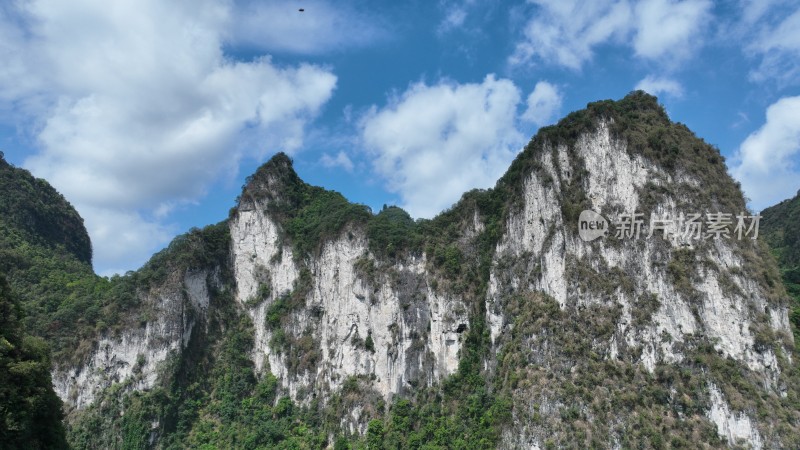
0 0 799 275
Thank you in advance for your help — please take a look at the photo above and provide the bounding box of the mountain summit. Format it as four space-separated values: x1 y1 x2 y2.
6 92 799 448
0 153 92 265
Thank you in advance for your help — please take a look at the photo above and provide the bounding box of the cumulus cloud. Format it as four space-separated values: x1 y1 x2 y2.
511 0 711 69
745 6 800 85
80 207 175 278
521 81 562 126
0 0 337 272
730 96 800 210
633 0 712 59
230 0 388 54
635 75 684 97
360 75 525 218
511 0 632 69
320 151 355 172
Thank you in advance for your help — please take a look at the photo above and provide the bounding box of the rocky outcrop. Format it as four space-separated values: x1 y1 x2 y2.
49 93 799 448
53 269 216 409
231 197 469 402
485 117 793 448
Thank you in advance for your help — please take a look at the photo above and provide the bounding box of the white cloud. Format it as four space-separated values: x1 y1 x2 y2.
230 0 388 54
0 0 337 273
730 96 800 210
80 206 175 277
360 75 524 218
635 75 684 97
511 0 711 69
511 0 632 70
746 7 800 85
738 0 781 25
320 151 355 172
633 0 712 60
439 7 468 33
437 0 478 34
521 81 562 126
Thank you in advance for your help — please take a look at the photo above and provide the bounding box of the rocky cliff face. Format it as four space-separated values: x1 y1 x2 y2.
44 92 800 448
486 119 794 448
230 186 468 402
52 268 219 410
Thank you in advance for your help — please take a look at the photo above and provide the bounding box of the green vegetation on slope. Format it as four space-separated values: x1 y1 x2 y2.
0 275 68 449
0 152 233 364
496 90 745 222
0 154 106 362
67 278 329 449
761 190 800 344
0 153 91 264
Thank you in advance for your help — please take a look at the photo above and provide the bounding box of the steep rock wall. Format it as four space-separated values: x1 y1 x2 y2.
487 121 793 448
53 269 216 410
230 200 469 402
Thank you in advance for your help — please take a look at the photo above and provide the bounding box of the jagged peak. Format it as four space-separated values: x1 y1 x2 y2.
496 90 728 191
229 91 743 255
236 152 305 211
491 92 666 196
255 152 295 178
249 152 300 187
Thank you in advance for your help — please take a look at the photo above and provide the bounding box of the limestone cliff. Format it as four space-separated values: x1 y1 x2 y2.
42 92 800 448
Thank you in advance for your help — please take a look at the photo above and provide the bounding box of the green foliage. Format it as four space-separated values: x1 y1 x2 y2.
284 188 371 258
137 222 231 285
0 165 231 363
0 156 106 361
491 292 729 448
353 255 377 284
0 275 68 449
367 206 420 258
762 191 800 269
761 191 800 346
69 295 327 449
364 332 375 353
604 93 744 214
667 248 698 301
245 280 272 307
262 269 321 374
258 281 272 300
240 153 371 259
0 154 91 264
441 245 462 277
334 435 350 450
266 294 293 330
266 268 312 333
632 293 661 328
344 285 509 450
492 91 745 224
177 314 326 449
365 419 384 449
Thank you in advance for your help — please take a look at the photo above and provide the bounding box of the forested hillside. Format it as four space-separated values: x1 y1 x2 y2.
761 191 800 345
0 274 67 448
